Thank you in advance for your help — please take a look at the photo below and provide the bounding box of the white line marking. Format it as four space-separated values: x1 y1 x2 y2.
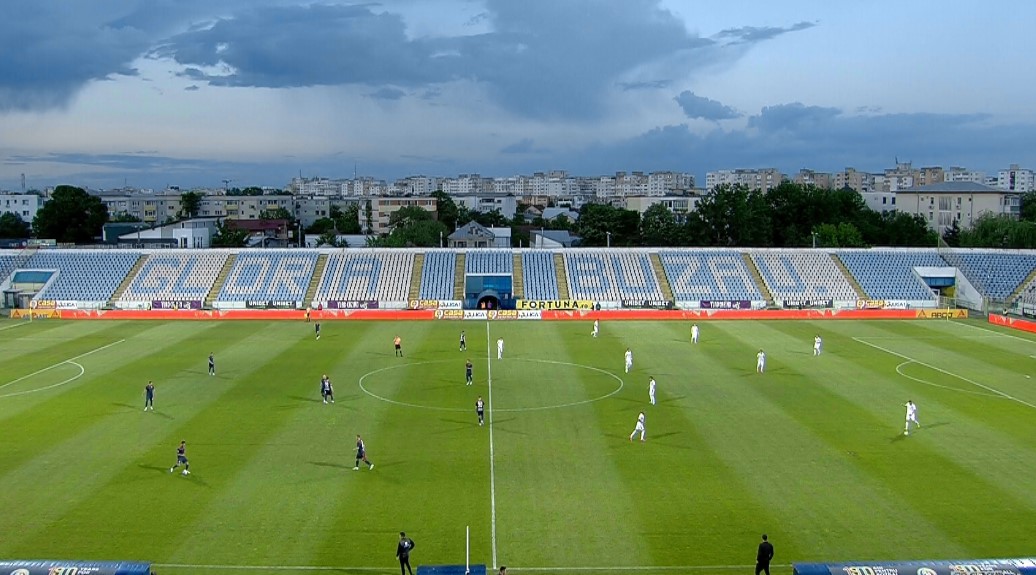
854 337 1036 410
0 361 85 398
486 320 498 570
948 320 1036 344
515 565 788 572
895 361 1001 398
357 359 624 412
0 322 28 332
0 339 125 392
152 563 783 572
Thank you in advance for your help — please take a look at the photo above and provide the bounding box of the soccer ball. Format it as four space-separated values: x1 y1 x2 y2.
182 470 190 475
904 431 909 436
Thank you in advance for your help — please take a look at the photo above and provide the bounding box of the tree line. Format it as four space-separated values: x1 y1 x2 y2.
5 183 1036 249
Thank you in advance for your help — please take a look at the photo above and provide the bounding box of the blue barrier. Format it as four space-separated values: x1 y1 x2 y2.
0 560 152 575
794 558 1036 575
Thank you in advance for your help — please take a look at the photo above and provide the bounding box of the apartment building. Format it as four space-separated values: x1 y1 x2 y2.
896 181 1020 233
705 168 784 192
0 192 41 224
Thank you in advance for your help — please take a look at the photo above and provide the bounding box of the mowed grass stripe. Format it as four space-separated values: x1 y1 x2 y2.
0 322 314 559
602 321 793 567
487 321 655 569
738 320 1036 558
0 322 225 471
313 321 492 568
0 321 147 372
816 321 1036 452
683 321 971 562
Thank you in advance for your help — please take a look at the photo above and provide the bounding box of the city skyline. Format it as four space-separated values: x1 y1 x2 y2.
3 1 1036 191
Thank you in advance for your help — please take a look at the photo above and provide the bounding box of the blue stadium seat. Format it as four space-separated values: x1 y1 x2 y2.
564 251 663 302
838 250 945 301
752 250 859 303
521 251 560 300
25 250 141 302
419 251 456 300
659 250 764 301
120 252 228 302
314 250 414 304
941 251 1036 299
216 251 318 303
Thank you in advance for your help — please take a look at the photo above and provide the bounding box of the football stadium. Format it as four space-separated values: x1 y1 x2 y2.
2 246 1036 575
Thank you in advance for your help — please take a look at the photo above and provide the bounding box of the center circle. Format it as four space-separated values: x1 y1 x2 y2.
357 358 624 412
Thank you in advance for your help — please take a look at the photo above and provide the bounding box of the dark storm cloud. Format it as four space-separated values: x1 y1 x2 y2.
674 91 741 120
500 139 549 155
368 87 408 101
154 0 812 119
568 105 1034 178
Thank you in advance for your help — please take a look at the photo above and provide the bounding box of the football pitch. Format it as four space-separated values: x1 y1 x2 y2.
2 317 1036 574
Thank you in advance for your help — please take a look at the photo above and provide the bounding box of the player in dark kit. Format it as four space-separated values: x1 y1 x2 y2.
170 440 190 475
144 381 155 411
396 532 415 575
476 396 485 426
354 434 374 470
321 374 334 404
315 321 321 340
208 353 215 376
465 359 473 385
459 330 466 351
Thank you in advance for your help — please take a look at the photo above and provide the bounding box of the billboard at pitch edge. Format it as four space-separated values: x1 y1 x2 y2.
516 299 594 310
433 309 541 320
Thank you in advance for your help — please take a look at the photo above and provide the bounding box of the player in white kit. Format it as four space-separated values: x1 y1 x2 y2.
756 349 766 373
629 412 646 442
813 335 823 356
648 377 657 405
592 319 599 338
904 400 921 435
691 323 699 344
624 348 633 373
497 337 504 359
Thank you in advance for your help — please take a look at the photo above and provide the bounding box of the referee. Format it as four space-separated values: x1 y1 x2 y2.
396 531 415 575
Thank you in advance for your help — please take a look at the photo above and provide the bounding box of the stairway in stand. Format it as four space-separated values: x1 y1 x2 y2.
453 253 466 300
408 253 425 303
303 253 329 307
831 253 868 299
741 253 774 306
512 253 524 299
108 253 149 307
553 253 570 300
648 252 674 302
204 254 237 308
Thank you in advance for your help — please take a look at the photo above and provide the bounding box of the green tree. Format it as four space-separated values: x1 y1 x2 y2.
210 220 249 247
812 222 865 248
941 219 962 247
879 212 938 246
575 203 641 246
639 203 680 246
547 213 573 231
1020 191 1036 222
32 185 108 243
685 184 771 246
0 212 31 238
958 214 1036 249
306 217 337 234
317 230 348 247
474 208 509 228
335 204 362 234
178 191 203 219
363 200 374 234
262 206 294 220
431 191 460 231
373 206 448 247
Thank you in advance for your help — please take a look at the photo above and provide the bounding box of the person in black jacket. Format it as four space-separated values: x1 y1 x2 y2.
397 532 415 575
756 534 774 575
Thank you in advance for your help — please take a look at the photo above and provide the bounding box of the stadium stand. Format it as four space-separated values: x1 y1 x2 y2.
465 250 513 274
0 252 18 285
659 250 765 302
314 251 413 305
25 249 140 302
837 250 944 301
419 251 457 300
521 251 561 300
215 251 318 304
752 250 860 304
119 252 228 302
565 250 664 303
941 251 1036 299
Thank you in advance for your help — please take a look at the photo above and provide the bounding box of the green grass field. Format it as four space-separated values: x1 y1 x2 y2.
2 317 1036 574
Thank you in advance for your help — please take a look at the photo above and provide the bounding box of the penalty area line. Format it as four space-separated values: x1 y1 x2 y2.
853 336 1036 410
0 339 126 392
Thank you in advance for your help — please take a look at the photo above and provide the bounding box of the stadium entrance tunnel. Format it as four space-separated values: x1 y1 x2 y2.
476 290 500 310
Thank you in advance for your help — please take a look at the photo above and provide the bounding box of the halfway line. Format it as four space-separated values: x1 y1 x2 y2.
853 336 1036 410
485 320 498 570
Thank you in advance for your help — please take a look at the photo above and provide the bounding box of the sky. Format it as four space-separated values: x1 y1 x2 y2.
2 0 1036 192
